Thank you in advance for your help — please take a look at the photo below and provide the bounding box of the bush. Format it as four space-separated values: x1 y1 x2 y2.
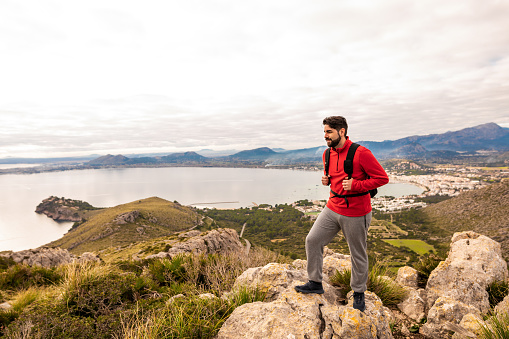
486 280 509 309
479 311 509 339
61 262 155 318
330 262 407 306
0 264 62 290
116 287 266 339
413 253 443 288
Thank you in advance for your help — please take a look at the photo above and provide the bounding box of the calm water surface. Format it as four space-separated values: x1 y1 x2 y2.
0 167 422 251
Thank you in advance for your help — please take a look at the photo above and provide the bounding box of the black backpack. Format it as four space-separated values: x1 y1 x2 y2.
325 143 377 208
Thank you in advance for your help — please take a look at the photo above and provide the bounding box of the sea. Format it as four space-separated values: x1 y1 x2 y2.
0 167 423 252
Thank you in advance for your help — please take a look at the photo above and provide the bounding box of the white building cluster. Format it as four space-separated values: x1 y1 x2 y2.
390 174 482 196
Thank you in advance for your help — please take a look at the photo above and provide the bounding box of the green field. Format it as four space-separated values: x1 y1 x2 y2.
382 239 435 255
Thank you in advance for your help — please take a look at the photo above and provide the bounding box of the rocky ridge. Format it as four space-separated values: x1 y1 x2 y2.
218 230 508 339
0 247 100 268
142 228 243 260
35 196 99 222
2 228 507 338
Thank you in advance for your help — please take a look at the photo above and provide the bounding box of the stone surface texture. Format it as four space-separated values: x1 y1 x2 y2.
218 262 394 339
422 231 508 338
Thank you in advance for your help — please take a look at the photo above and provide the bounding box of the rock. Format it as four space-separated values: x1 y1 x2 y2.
345 290 394 338
218 262 394 339
77 252 101 264
198 293 217 300
166 294 185 305
1 247 75 268
178 230 201 238
423 231 508 338
113 211 140 224
322 255 352 282
451 313 484 339
145 252 172 260
0 302 12 310
397 288 426 322
495 294 509 315
421 296 481 338
396 266 419 289
167 228 243 256
291 259 307 270
232 263 312 302
426 231 508 312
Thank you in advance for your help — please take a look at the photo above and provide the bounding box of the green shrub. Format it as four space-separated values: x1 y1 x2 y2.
0 257 16 271
486 280 509 309
64 271 141 317
330 262 407 306
413 253 443 288
146 256 188 286
0 264 62 290
330 269 351 296
478 311 509 339
368 262 408 306
116 287 266 339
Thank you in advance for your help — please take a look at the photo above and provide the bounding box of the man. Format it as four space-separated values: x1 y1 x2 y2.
295 116 389 312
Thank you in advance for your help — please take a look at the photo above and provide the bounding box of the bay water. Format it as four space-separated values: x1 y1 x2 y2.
0 167 422 251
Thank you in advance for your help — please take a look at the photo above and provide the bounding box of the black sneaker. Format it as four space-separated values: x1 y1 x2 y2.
352 292 366 312
294 281 324 294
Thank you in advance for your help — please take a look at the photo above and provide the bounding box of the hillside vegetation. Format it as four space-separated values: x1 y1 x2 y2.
48 197 200 255
423 180 509 258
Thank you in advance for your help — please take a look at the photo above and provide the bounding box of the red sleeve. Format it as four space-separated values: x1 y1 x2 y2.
352 148 389 191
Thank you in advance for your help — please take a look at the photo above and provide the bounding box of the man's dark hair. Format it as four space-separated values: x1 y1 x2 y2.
323 116 348 136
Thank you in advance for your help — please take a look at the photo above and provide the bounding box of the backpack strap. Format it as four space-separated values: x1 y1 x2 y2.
343 143 360 179
324 147 331 185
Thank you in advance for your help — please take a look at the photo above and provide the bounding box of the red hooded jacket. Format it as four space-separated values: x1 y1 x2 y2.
324 138 389 217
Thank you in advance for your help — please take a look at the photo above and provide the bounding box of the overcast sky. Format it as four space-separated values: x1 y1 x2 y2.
1 0 508 159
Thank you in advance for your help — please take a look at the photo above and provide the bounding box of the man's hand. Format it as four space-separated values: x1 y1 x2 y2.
342 178 353 191
321 175 330 186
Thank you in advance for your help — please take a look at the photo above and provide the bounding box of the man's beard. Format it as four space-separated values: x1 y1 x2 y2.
326 137 340 148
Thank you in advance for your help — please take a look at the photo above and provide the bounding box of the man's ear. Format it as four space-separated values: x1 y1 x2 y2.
339 128 346 138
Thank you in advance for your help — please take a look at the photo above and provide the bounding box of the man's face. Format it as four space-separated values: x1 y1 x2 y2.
324 125 343 148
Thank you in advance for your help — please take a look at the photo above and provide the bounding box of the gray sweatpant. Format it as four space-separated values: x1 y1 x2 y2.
305 206 372 292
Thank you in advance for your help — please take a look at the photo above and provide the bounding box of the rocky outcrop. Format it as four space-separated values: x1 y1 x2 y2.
35 196 98 222
144 228 243 260
217 262 394 339
421 231 509 338
113 211 140 224
0 247 101 268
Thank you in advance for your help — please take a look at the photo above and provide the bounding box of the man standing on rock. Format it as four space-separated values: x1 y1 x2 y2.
295 116 389 312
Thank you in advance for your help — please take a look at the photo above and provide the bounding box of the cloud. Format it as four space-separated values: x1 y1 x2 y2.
0 0 508 158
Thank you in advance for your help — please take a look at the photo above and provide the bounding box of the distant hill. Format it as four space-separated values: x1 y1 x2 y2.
423 179 509 259
88 154 129 165
227 147 278 161
47 197 200 254
76 123 509 168
359 123 509 159
160 151 207 163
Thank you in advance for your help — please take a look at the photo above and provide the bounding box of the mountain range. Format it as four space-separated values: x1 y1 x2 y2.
86 123 508 166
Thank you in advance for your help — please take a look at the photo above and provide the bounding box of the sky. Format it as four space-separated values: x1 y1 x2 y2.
1 0 508 159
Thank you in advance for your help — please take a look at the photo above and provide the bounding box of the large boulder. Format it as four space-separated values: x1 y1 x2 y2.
422 231 508 338
0 248 102 268
1 247 74 268
167 228 243 256
397 288 426 322
421 296 481 338
218 262 394 339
